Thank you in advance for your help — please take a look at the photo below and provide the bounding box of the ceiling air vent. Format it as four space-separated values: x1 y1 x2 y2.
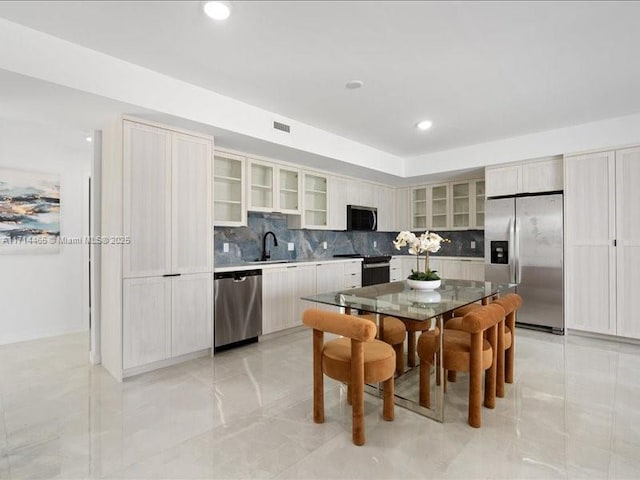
273 121 290 133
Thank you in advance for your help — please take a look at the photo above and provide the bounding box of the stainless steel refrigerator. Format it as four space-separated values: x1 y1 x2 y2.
485 194 564 333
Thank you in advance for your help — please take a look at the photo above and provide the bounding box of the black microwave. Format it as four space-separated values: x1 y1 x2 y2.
347 205 377 231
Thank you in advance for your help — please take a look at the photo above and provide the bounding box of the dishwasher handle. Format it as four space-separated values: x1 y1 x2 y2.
233 276 247 283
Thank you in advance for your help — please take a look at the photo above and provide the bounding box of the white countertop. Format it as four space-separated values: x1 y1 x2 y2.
214 255 483 273
214 257 363 273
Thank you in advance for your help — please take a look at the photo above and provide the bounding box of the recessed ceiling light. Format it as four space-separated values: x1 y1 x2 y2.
345 80 364 90
203 1 231 21
417 120 433 131
85 136 93 143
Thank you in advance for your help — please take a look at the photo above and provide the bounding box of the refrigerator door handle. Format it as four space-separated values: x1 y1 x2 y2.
514 217 521 284
508 217 516 283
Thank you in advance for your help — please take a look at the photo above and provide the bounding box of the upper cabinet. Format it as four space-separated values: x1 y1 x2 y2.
409 179 484 231
248 159 275 211
485 158 563 198
214 151 246 227
278 166 301 214
288 171 329 229
430 183 449 229
248 158 301 214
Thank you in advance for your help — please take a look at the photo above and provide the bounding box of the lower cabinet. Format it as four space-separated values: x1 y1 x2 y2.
262 265 317 334
262 261 362 335
123 273 212 370
396 256 484 282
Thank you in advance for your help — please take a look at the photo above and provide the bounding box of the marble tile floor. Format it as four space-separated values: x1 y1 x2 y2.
1 328 640 479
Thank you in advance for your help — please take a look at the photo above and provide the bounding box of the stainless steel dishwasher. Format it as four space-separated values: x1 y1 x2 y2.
214 269 262 352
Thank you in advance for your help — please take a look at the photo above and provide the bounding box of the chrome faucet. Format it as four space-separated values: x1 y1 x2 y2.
261 231 278 261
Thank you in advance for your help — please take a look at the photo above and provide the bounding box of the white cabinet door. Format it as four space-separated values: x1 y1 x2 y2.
328 176 347 230
376 186 395 232
390 257 403 282
171 273 213 357
442 259 465 280
395 187 410 232
316 263 343 312
466 261 485 281
123 277 171 369
564 152 616 335
411 187 428 230
430 183 450 230
122 121 172 278
262 268 291 335
172 132 212 274
615 147 640 339
214 151 246 227
450 181 471 230
248 159 275 212
522 159 563 193
343 260 362 288
278 166 301 214
303 173 329 229
292 265 317 329
485 165 521 197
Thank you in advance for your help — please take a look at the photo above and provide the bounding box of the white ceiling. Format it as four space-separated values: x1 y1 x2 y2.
1 1 640 160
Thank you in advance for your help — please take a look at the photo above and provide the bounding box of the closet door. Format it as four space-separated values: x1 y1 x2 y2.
615 147 640 339
122 121 172 278
171 132 213 274
564 152 616 335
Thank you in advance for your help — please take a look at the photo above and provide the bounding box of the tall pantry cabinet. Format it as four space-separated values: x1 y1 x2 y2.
101 119 213 381
564 147 640 339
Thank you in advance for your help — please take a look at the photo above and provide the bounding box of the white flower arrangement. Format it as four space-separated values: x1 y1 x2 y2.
393 231 449 281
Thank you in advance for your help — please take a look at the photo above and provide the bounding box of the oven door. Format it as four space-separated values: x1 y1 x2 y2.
362 262 390 286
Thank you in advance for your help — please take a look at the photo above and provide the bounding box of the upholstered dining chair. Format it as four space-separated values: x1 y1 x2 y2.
447 293 522 397
358 313 407 376
491 293 522 395
302 309 396 446
417 303 506 428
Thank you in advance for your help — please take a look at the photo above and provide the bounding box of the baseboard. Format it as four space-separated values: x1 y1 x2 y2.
567 329 640 346
122 348 212 380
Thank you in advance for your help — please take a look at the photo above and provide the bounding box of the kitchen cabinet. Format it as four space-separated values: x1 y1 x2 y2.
410 179 483 231
395 187 410 232
214 151 246 226
263 264 318 334
390 256 403 282
278 166 301 214
247 158 302 214
375 186 396 231
316 262 345 312
288 172 329 229
396 256 482 282
449 179 485 230
486 158 562 197
248 159 275 212
328 176 348 230
430 184 449 229
102 118 214 380
565 147 640 339
343 260 362 288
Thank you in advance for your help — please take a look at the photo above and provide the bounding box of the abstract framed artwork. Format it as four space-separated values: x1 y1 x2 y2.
0 168 60 252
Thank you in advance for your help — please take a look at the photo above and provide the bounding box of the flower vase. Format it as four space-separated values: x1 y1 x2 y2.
406 279 441 291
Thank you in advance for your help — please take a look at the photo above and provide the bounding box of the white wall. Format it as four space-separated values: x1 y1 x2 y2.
0 118 92 345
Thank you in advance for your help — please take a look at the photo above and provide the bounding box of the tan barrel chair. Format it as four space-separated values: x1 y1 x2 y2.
491 293 522 395
358 313 407 376
302 309 396 446
447 293 522 397
417 303 506 428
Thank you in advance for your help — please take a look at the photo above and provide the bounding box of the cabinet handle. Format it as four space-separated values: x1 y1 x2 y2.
162 273 181 277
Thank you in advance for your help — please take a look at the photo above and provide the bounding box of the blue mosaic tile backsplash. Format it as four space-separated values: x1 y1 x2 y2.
214 213 484 265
